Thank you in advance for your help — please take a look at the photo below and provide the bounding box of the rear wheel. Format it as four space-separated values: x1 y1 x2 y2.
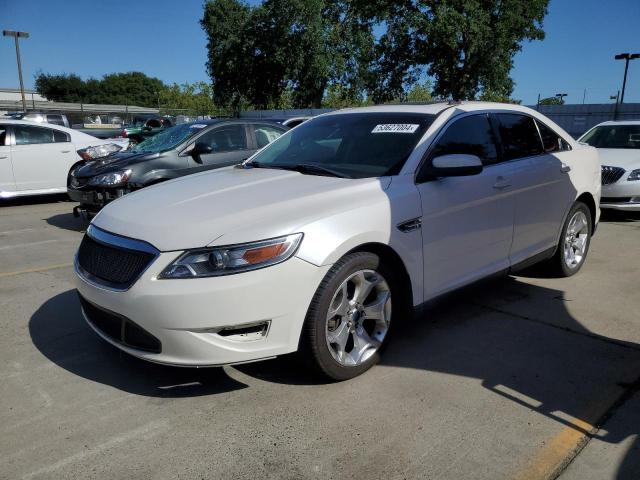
547 201 592 277
300 252 397 381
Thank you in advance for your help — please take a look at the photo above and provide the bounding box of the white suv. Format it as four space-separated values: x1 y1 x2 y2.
74 102 600 380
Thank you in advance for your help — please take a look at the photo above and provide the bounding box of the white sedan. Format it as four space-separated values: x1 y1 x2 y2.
0 119 127 199
578 120 640 211
74 102 600 380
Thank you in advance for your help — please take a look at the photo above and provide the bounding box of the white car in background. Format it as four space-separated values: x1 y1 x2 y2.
579 120 640 211
0 119 128 199
74 102 600 380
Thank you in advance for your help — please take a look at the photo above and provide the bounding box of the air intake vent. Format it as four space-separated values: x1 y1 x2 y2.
601 165 625 185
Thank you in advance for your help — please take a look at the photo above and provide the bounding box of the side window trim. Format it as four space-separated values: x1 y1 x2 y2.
534 118 573 153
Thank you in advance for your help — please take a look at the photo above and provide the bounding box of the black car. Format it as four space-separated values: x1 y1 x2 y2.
68 119 287 215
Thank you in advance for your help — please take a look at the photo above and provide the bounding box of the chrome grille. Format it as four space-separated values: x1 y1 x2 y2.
601 165 625 185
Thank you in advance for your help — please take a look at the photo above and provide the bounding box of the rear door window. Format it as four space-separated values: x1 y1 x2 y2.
13 125 55 145
494 114 543 160
431 114 499 165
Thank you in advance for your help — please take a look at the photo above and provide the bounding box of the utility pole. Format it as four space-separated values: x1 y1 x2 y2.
615 53 640 103
3 30 30 113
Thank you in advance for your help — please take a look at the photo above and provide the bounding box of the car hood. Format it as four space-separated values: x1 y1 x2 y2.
597 148 640 169
74 151 159 177
92 167 392 251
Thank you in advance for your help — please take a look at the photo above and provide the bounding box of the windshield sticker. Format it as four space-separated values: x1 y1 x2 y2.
190 124 207 129
371 124 420 134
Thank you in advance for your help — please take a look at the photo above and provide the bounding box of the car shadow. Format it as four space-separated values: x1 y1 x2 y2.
45 212 88 233
29 290 248 397
29 276 640 477
0 193 70 207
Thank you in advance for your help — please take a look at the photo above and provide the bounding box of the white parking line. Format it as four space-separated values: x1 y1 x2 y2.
0 239 74 251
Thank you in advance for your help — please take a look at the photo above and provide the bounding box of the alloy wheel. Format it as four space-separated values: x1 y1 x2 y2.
325 269 392 366
563 211 589 269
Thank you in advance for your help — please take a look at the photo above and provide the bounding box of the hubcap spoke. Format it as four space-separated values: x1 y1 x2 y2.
351 327 379 364
353 271 380 304
363 291 390 322
327 320 350 349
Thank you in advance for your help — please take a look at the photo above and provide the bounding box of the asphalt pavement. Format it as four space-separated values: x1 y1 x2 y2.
1 195 639 479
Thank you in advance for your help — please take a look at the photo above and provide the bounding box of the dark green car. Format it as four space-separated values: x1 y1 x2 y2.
123 116 173 144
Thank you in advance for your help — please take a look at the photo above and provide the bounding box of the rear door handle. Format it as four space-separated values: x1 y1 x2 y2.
0 155 7 159
61 150 71 153
493 176 511 190
560 163 571 173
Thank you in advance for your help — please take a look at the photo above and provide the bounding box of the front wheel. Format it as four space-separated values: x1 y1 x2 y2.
300 252 397 381
548 201 592 277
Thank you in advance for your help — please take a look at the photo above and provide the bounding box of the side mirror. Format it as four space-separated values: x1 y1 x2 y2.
430 154 483 177
190 141 213 163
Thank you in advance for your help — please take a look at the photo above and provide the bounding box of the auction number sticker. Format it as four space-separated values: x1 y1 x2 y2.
371 124 420 133
190 124 208 129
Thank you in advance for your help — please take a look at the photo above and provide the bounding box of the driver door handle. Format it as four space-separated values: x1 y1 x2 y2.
60 150 71 153
0 155 7 159
493 176 511 190
560 163 571 173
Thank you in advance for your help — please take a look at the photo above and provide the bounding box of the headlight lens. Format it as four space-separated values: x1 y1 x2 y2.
628 169 640 181
77 143 122 160
88 169 132 186
159 233 303 279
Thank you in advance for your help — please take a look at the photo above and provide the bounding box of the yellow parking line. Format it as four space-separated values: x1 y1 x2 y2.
513 383 625 480
0 263 73 278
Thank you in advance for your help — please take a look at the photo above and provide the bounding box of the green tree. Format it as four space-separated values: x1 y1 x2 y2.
35 71 166 107
538 96 564 105
406 80 434 102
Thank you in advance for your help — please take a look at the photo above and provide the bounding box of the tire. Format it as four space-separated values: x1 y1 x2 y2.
300 252 400 381
546 201 592 277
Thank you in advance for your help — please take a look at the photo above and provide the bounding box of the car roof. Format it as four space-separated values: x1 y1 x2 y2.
593 120 640 126
329 101 540 116
183 118 286 127
0 118 66 127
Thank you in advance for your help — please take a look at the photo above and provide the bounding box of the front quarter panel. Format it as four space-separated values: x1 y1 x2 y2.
295 175 424 306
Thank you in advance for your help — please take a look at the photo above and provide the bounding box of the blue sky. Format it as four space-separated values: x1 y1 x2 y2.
1 0 639 105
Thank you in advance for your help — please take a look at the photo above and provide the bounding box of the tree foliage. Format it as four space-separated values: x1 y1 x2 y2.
538 96 564 105
202 0 549 109
35 72 166 107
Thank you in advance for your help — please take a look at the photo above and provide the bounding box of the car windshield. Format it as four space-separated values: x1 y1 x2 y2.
131 123 208 154
579 124 640 149
247 112 435 178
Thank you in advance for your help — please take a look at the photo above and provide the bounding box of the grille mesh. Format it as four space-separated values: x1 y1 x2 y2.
77 234 155 288
601 165 625 185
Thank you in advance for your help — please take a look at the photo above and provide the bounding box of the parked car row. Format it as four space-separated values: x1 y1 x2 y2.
73 102 602 380
0 120 128 198
68 119 288 215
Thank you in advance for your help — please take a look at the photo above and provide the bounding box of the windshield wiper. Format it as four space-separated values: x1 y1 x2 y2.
245 161 350 178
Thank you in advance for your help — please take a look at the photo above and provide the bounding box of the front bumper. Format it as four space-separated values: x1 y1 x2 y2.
600 181 640 211
75 250 330 366
68 186 127 211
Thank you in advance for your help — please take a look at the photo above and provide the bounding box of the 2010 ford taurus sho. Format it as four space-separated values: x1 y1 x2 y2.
74 102 601 380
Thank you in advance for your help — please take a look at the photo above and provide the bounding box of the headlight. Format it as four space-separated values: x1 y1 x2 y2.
77 143 122 160
628 169 640 181
159 234 303 279
88 169 132 186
